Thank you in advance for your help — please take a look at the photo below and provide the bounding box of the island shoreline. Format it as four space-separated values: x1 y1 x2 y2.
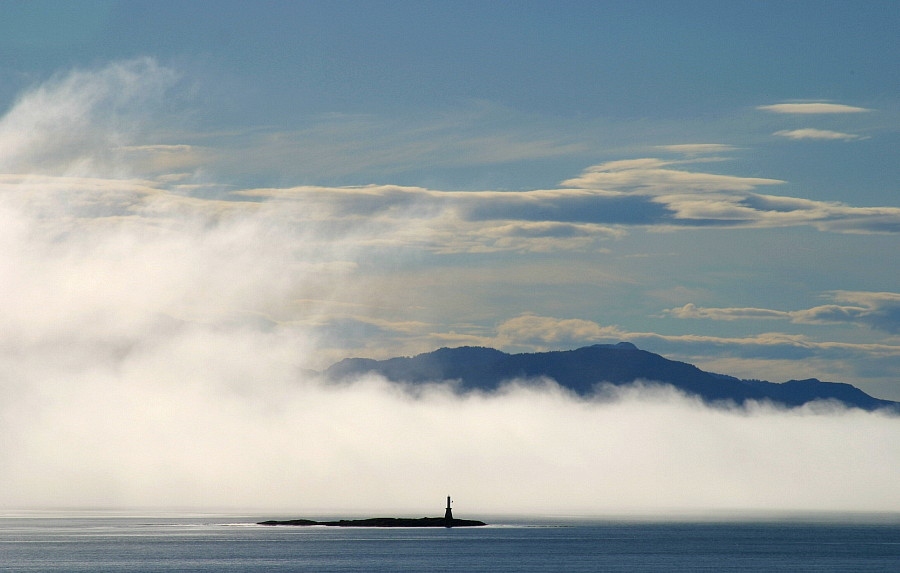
257 517 487 528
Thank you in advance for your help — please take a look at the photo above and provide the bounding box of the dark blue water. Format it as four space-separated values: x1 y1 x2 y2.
2 514 899 572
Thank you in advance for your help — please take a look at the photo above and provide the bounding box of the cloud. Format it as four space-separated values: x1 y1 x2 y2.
561 158 783 194
430 220 623 254
230 155 900 252
829 291 900 334
458 189 671 226
663 292 900 334
757 103 871 114
562 160 900 233
0 58 179 176
495 314 625 349
236 157 900 249
774 128 864 141
664 303 790 321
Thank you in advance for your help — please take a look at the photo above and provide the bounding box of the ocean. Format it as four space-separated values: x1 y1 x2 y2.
2 512 899 572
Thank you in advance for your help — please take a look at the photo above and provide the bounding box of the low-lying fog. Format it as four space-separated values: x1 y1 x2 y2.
3 315 897 514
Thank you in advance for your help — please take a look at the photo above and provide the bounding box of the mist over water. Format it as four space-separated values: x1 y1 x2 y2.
1 60 898 516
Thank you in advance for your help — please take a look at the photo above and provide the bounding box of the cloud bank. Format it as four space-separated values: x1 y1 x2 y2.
5 365 899 514
758 103 871 114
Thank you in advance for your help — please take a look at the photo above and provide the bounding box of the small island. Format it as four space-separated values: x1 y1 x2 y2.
258 497 486 528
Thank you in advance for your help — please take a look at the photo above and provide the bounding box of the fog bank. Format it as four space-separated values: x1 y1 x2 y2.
3 359 899 514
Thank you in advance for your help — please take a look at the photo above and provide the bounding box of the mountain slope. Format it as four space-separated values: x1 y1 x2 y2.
325 343 899 411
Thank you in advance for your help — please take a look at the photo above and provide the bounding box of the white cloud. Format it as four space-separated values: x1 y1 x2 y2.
0 58 179 176
232 156 900 240
758 103 871 114
560 161 900 233
774 128 864 141
664 303 790 321
495 314 625 349
664 292 900 334
429 220 623 254
561 158 784 194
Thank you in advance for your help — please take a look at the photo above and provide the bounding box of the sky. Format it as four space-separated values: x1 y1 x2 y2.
1 1 899 515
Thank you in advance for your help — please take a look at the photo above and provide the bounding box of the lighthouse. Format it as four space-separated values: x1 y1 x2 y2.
444 496 453 527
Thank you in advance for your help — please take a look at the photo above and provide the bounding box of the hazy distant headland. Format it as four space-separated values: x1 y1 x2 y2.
325 343 899 412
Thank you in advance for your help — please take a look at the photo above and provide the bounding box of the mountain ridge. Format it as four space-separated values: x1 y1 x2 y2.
325 343 899 412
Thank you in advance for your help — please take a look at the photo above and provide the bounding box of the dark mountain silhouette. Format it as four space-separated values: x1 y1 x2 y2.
325 342 899 412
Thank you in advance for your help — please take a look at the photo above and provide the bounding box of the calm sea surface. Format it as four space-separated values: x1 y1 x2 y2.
2 513 899 572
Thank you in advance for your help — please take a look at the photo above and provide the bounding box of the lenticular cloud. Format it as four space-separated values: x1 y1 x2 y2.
0 61 898 516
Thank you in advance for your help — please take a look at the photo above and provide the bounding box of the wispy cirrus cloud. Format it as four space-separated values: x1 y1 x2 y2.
774 128 865 141
758 102 871 114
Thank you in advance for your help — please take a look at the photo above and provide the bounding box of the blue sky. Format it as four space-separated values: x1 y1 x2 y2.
2 0 900 514
1 1 899 400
